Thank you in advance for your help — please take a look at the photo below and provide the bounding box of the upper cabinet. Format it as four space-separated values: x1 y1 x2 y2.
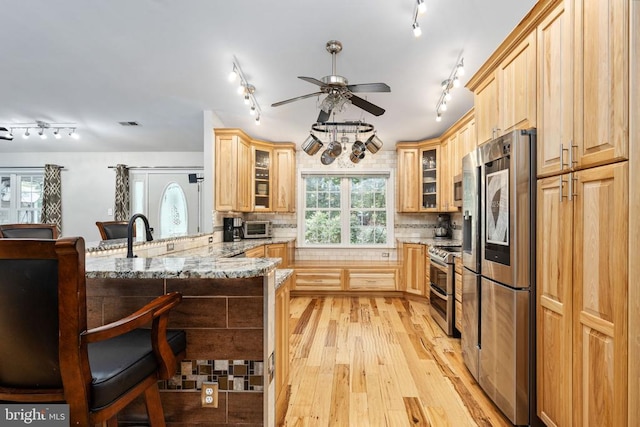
573 0 629 170
470 31 537 146
215 130 251 212
215 129 296 213
537 0 574 177
396 109 475 213
537 0 628 178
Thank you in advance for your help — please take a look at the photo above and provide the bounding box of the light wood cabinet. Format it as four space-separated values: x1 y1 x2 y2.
293 269 343 291
215 131 251 212
347 268 397 291
266 242 289 268
244 245 265 258
403 243 425 295
252 144 272 212
273 147 296 212
537 1 574 178
472 33 536 146
474 72 499 145
215 129 296 213
538 0 629 178
275 275 290 424
537 161 628 427
574 0 629 170
419 144 441 211
396 146 421 212
497 31 537 134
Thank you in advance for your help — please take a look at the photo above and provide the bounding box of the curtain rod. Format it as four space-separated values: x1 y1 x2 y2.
0 165 65 169
107 166 203 169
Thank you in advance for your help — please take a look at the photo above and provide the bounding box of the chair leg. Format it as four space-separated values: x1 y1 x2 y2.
144 383 167 427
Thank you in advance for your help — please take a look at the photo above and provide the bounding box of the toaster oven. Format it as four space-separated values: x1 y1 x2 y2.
242 220 272 239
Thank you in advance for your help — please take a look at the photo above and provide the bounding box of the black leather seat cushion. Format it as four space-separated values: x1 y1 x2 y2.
88 328 186 410
1 228 54 238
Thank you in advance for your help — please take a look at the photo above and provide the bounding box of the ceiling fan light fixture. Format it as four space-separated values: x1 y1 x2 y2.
412 22 422 37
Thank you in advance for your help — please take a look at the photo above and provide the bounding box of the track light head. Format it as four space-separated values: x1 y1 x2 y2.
417 0 426 14
23 129 30 139
53 129 61 139
412 22 422 37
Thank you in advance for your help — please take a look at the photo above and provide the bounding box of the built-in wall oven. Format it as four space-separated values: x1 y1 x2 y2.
428 245 461 336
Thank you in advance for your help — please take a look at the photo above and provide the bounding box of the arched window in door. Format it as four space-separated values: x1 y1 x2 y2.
159 182 188 238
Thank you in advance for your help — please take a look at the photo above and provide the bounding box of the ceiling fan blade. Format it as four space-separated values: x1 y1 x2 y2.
317 109 332 123
347 83 391 93
298 76 326 87
271 91 323 107
349 95 386 116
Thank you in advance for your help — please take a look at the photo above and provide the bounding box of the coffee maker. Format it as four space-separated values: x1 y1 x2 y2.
434 213 452 239
223 217 243 242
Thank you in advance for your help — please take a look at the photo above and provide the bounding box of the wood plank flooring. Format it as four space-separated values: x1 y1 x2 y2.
283 296 511 427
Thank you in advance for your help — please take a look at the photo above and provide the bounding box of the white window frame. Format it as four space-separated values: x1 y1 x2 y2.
0 169 45 225
297 169 395 249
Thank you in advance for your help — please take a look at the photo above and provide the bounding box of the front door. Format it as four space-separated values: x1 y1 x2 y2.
130 170 203 239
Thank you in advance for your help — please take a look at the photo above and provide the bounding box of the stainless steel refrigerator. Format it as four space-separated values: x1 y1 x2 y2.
462 129 537 426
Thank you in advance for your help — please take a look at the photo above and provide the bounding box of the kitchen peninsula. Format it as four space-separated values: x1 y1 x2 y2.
84 234 294 426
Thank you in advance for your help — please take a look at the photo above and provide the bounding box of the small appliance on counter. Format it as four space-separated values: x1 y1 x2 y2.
243 220 272 239
434 214 452 239
223 217 243 242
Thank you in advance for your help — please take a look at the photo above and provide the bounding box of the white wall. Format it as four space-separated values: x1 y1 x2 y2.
0 152 204 241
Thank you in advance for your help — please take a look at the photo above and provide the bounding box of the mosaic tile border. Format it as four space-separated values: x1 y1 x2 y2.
160 359 264 392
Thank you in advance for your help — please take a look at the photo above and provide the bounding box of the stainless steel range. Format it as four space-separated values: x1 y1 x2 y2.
428 245 461 336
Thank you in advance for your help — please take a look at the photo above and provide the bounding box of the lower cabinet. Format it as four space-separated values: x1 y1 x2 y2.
275 275 290 424
266 242 289 268
403 243 425 295
454 256 462 332
537 162 628 427
291 263 400 292
244 245 265 258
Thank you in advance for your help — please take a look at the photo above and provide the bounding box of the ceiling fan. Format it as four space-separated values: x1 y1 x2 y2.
271 40 391 123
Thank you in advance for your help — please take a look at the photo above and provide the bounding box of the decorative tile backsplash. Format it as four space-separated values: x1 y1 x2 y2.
161 359 264 392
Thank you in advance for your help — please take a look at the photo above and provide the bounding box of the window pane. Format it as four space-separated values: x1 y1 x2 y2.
303 175 388 246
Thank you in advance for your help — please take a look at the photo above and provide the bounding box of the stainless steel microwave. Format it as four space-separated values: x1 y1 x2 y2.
453 174 463 207
243 220 272 239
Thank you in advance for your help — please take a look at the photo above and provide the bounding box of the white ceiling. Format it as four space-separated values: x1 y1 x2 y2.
0 0 536 154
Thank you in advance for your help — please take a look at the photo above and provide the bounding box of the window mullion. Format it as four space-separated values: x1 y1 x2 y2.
341 178 350 245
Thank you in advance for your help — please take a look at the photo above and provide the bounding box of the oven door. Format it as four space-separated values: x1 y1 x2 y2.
429 283 453 336
429 257 452 294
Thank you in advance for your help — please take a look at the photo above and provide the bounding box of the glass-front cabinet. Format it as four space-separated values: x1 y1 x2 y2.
253 146 271 211
420 145 440 211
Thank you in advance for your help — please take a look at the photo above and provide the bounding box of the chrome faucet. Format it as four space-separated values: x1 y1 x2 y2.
126 213 154 258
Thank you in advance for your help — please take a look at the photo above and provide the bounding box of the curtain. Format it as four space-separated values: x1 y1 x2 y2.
42 164 62 235
114 164 130 221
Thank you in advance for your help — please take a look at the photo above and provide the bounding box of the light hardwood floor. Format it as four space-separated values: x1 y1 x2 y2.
283 296 511 427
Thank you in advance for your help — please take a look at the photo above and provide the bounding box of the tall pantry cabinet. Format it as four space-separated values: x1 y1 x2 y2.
534 0 633 426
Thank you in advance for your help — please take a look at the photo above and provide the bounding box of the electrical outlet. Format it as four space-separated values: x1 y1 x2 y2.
201 382 218 408
382 252 389 258
208 236 214 243
166 243 175 251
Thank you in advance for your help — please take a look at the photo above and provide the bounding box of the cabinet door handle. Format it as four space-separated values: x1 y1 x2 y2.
570 141 578 167
560 144 569 170
569 172 578 201
559 175 567 202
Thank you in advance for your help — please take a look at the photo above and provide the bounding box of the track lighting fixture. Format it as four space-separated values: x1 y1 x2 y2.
0 121 79 141
228 56 262 123
435 55 464 121
412 0 426 38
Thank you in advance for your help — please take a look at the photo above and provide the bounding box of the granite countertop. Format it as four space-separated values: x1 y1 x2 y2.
400 238 462 247
275 268 293 290
85 236 294 280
